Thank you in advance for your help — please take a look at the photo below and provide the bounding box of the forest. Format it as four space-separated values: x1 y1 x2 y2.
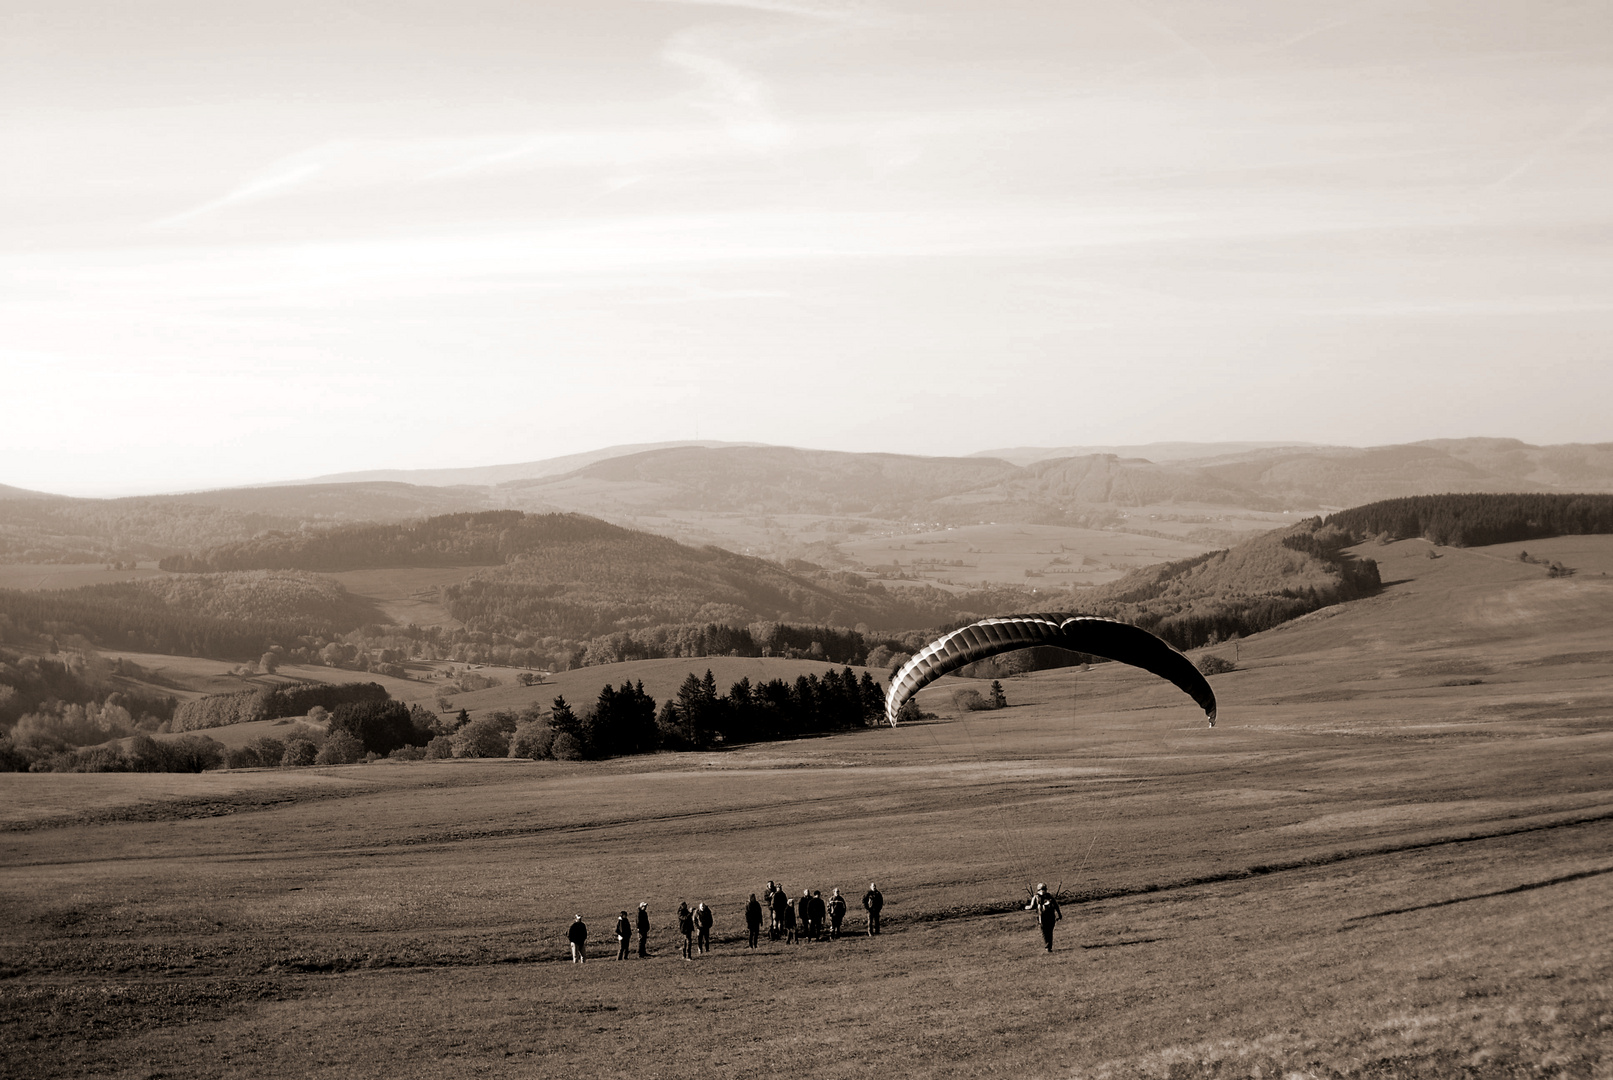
0 646 177 728
0 572 379 660
1324 493 1613 547
0 663 885 774
155 511 602 572
168 681 391 732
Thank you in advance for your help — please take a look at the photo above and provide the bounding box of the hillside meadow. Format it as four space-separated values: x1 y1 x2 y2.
1 537 1610 1077
838 522 1214 592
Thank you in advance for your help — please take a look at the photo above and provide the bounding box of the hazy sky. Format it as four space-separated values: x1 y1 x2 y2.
4 0 1611 495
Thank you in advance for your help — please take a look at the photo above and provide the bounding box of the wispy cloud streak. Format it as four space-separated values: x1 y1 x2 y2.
149 158 326 229
1490 94 1612 190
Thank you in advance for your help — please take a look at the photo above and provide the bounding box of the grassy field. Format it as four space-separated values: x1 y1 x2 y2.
319 567 471 629
2 537 1610 1077
837 521 1231 592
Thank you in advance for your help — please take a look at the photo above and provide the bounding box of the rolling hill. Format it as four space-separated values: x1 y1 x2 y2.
6 438 1611 566
153 511 1031 639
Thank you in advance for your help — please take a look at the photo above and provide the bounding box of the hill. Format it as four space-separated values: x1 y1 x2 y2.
0 483 498 565
292 440 760 487
1194 438 1613 507
8 438 1612 567
505 444 1283 521
0 571 383 660
1323 492 1613 547
1063 516 1382 652
971 440 1317 466
158 510 1032 641
501 445 1027 518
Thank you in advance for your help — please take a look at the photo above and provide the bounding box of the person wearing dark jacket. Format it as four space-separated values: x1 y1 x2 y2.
568 915 588 964
744 894 764 948
770 885 790 941
1026 883 1062 952
810 891 827 941
677 902 694 960
615 911 632 960
862 882 884 936
636 901 651 957
695 901 714 954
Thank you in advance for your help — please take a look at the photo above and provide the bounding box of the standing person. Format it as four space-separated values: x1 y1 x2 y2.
770 884 790 941
810 890 827 942
677 901 695 960
763 881 779 940
636 901 650 957
799 889 815 942
695 901 714 954
615 910 632 960
862 882 884 936
745 893 764 949
784 895 798 944
567 914 588 964
1026 883 1062 952
827 888 847 939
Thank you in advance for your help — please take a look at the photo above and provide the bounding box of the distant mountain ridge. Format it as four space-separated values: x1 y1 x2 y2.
289 441 763 488
4 438 1611 564
973 441 1318 466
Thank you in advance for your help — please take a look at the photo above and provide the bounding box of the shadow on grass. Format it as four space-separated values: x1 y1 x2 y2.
1080 937 1161 949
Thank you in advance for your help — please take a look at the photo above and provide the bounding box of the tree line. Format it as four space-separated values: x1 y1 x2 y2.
169 681 390 732
0 645 176 728
445 666 886 763
1324 493 1613 548
4 665 888 773
0 580 365 660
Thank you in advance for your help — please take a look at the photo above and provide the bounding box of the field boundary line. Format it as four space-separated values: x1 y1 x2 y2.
901 805 1613 923
1345 864 1613 921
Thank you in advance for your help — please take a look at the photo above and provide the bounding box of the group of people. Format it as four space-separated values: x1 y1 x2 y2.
564 882 885 962
566 880 1064 962
753 880 884 945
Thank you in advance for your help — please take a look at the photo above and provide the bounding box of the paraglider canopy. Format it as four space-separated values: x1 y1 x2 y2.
884 613 1216 727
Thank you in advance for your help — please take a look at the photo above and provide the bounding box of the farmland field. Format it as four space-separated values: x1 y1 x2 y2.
837 520 1250 591
2 538 1611 1077
320 567 471 630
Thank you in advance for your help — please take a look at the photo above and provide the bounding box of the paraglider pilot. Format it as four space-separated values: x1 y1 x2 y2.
1026 884 1062 953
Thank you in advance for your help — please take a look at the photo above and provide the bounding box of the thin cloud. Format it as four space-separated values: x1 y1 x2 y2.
149 159 326 229
662 29 793 149
641 0 880 150
1490 94 1612 190
635 0 871 22
1118 0 1221 76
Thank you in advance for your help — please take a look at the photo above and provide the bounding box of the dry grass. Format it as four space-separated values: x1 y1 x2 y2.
837 522 1216 590
2 536 1611 1078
